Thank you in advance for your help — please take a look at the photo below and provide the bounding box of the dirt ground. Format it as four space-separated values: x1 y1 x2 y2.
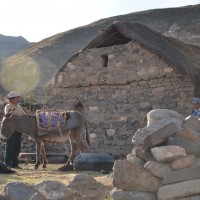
0 163 114 195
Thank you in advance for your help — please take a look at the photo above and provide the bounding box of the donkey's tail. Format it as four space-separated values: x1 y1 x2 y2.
85 121 90 148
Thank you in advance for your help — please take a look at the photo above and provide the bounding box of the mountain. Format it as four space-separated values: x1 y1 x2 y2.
0 34 33 59
0 4 199 89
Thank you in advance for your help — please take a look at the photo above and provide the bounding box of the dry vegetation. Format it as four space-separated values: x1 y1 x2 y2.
0 163 114 199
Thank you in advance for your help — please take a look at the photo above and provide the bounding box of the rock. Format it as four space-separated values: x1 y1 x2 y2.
171 154 195 170
147 109 183 126
142 122 179 151
4 182 36 200
177 128 200 142
132 128 150 147
144 161 172 178
29 192 47 200
132 116 182 148
110 188 157 200
113 160 161 192
68 173 109 200
158 179 200 200
126 153 145 166
168 136 200 155
134 147 155 162
145 117 183 132
162 165 200 185
183 115 200 133
176 195 200 200
73 152 114 171
34 180 80 200
151 146 186 162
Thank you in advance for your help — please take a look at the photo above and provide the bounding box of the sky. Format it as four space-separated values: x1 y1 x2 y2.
1 0 200 42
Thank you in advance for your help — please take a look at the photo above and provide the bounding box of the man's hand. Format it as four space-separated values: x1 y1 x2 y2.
4 108 15 118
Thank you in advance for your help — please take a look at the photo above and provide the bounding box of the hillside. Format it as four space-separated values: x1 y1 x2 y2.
0 4 199 90
0 34 33 59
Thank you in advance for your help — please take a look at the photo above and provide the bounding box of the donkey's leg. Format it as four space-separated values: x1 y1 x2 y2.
73 127 85 154
35 140 41 169
78 130 86 153
68 134 78 164
41 142 48 168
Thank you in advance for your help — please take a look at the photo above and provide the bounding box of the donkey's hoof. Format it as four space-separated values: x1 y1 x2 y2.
34 165 39 170
58 164 74 171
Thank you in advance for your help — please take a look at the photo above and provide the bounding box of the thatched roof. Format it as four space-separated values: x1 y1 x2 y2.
58 22 200 83
82 22 200 82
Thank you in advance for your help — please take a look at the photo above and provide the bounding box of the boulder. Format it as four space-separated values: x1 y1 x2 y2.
167 136 200 155
175 196 200 200
151 146 186 162
184 115 200 133
4 182 36 200
147 109 183 126
68 173 109 200
162 165 200 185
158 179 200 200
29 192 47 200
126 153 145 166
171 154 195 170
34 180 80 200
177 128 200 142
144 161 172 178
113 160 161 192
110 188 157 200
142 122 179 151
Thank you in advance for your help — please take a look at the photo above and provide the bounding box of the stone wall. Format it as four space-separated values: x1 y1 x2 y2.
43 41 195 158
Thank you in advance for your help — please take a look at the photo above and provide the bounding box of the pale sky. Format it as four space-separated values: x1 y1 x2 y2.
1 0 200 42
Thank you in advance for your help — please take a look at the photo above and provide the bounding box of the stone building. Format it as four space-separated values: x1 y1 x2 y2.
44 22 200 158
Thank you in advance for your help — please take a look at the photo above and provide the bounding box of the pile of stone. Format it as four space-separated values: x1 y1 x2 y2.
111 109 200 200
0 173 111 200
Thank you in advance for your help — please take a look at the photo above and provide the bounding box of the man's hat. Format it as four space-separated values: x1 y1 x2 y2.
192 98 200 104
7 91 21 99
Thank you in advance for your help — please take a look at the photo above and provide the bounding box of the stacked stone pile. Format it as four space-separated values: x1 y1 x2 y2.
111 109 200 200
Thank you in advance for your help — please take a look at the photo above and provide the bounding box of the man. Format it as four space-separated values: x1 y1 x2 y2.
4 91 26 169
191 97 200 117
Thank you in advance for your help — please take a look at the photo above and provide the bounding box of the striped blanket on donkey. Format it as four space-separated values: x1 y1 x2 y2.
36 110 81 135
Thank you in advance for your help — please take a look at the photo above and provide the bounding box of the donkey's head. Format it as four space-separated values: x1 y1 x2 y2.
0 114 15 140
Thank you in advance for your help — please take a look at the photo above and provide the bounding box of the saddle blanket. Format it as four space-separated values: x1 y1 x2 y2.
36 110 80 135
36 110 68 132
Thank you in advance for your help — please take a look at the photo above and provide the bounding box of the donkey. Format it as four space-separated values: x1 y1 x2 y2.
0 110 90 170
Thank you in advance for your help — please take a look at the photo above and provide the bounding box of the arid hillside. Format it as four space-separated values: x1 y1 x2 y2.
0 34 33 60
